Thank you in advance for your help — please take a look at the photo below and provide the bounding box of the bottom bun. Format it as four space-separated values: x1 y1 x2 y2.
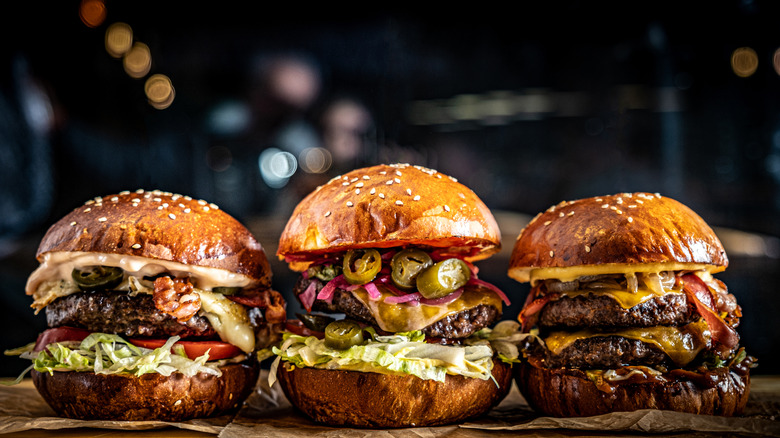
276 359 513 428
515 358 750 417
32 362 259 421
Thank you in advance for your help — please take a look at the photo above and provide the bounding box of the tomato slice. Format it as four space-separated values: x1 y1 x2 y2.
34 327 92 352
128 338 243 361
284 320 324 339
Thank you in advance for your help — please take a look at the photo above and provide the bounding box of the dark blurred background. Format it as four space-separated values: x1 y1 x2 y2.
1 1 779 376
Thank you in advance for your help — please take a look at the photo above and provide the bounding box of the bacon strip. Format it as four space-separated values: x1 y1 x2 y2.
681 274 739 355
519 284 558 332
226 288 287 324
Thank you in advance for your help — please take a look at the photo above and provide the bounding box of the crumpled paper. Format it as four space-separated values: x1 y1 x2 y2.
2 372 779 437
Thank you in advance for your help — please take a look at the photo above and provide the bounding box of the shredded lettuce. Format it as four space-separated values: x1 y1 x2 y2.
6 333 222 380
269 321 528 387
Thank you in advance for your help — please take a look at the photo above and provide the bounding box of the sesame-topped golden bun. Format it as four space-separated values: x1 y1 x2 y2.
34 189 271 287
277 163 501 269
508 192 728 284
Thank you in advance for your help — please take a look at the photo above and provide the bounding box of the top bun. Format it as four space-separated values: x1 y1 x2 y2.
36 190 271 286
277 163 501 268
508 192 727 283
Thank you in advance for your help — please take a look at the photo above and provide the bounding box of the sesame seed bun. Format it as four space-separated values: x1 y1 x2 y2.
36 189 271 287
277 163 501 269
508 192 728 283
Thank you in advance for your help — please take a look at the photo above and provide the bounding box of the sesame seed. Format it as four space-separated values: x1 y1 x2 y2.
210 203 219 210
544 220 552 226
616 209 623 215
450 176 458 182
559 212 565 217
98 217 107 222
184 196 192 201
157 206 164 210
395 170 402 176
610 206 617 210
356 182 364 188
70 221 76 226
568 211 575 216
379 193 385 199
370 188 376 195
585 245 591 253
346 201 354 207
131 198 140 203
135 189 144 194
386 180 394 185
413 195 421 201
549 251 554 257
595 198 603 202
458 193 466 199
628 205 637 208
355 189 361 195
162 203 169 208
342 182 349 186
179 203 185 208
396 200 404 206
627 217 634 223
362 175 370 180
444 205 451 212
84 208 91 213
380 171 387 175
184 208 191 213
394 178 401 183
406 188 412 195
436 174 442 178
131 243 141 249
325 211 332 217
153 197 161 202
203 206 210 211
636 200 644 204
602 204 609 209
169 213 176 219
198 200 207 205
616 198 623 204
111 196 118 202
351 177 358 183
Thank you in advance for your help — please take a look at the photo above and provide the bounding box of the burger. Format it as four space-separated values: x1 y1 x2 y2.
8 189 286 421
508 192 755 417
269 163 520 428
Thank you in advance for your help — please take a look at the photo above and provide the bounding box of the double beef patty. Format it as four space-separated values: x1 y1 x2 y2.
535 292 698 369
46 290 219 339
296 277 501 339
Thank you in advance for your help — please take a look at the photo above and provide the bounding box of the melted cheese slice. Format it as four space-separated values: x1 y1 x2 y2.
198 289 255 353
350 286 503 333
543 319 711 366
517 262 722 284
559 288 684 309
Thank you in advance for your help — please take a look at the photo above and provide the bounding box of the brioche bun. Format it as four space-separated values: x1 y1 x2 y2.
276 359 512 428
31 362 259 421
37 189 271 286
508 192 727 283
277 163 501 269
515 358 750 417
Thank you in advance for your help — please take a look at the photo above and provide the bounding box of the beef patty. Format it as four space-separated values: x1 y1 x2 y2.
296 276 501 339
46 290 220 339
540 336 670 369
538 292 696 330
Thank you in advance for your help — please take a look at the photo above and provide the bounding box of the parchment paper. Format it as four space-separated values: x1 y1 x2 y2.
2 372 779 437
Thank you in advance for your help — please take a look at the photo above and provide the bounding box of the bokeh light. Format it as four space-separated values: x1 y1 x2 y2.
144 74 174 109
773 48 780 76
258 148 297 188
105 22 133 58
299 147 333 173
731 47 758 78
79 0 106 28
123 42 152 78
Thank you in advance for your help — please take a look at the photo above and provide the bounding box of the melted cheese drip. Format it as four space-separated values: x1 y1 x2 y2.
351 286 502 333
543 319 711 366
198 289 255 353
